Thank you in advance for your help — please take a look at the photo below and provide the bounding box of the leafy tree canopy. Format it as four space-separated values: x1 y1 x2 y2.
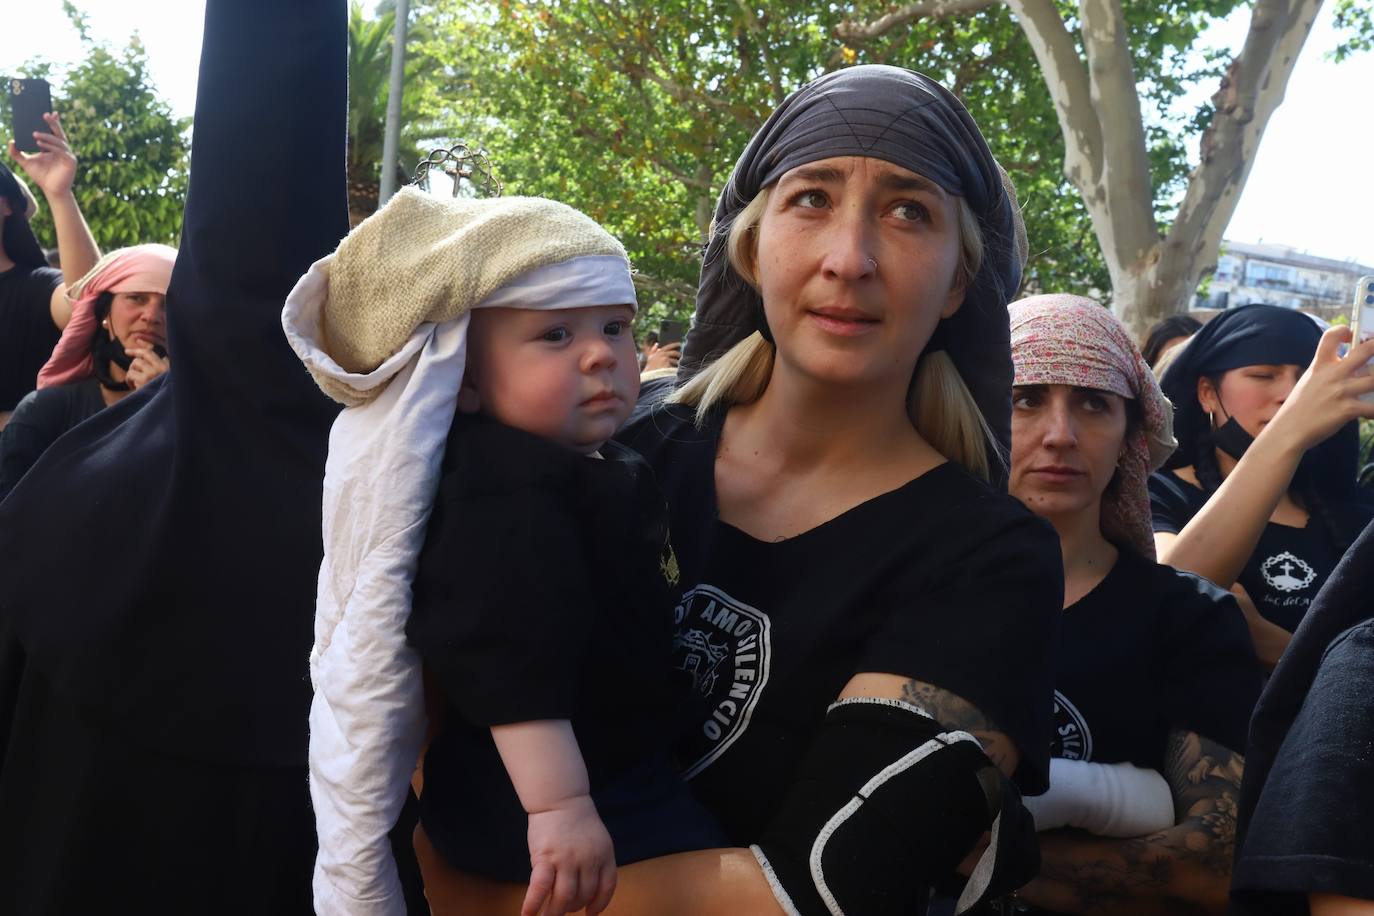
394 0 1274 322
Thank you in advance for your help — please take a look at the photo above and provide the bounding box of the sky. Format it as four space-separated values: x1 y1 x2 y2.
4 1 1373 269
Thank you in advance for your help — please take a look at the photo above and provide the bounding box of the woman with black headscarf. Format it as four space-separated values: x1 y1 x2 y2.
1151 304 1374 668
415 64 1061 916
0 1 359 912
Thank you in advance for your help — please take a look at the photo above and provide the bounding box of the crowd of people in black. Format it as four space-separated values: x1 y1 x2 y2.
2 2 1373 915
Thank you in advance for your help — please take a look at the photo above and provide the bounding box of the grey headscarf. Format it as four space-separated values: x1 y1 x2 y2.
680 64 1027 465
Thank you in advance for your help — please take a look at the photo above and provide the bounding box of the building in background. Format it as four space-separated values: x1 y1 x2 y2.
1196 241 1374 320
1192 240 1374 318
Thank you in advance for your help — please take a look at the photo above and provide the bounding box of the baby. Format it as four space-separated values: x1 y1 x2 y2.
287 188 720 916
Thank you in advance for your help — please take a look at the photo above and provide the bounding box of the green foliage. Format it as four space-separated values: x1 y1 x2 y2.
1 13 189 250
388 0 1337 324
410 0 854 321
346 1 444 219
1331 0 1374 61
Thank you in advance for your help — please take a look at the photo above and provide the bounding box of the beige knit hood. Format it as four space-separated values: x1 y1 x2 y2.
285 186 632 406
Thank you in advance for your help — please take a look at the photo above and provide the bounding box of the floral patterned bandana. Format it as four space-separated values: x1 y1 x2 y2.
1010 294 1177 559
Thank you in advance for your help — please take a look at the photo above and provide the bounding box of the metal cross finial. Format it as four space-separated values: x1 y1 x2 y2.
412 142 503 199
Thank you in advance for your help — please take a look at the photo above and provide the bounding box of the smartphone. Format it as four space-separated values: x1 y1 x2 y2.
8 78 53 153
1351 275 1374 403
658 318 688 346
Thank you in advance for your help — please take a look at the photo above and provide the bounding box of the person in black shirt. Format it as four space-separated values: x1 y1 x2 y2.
0 243 175 500
1 119 100 424
1232 519 1374 915
1006 294 1261 914
416 65 1060 916
1151 305 1374 669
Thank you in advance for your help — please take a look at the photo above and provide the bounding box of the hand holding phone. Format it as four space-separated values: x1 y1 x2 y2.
8 78 53 154
657 318 688 346
1351 275 1374 403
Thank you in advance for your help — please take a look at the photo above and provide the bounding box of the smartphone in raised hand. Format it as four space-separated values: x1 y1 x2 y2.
1350 275 1374 403
8 78 53 154
658 318 688 346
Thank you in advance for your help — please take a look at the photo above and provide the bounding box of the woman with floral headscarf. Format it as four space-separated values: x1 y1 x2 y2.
0 243 175 500
417 63 1060 916
1005 295 1261 914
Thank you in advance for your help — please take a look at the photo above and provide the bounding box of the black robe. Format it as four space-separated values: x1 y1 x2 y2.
0 1 420 911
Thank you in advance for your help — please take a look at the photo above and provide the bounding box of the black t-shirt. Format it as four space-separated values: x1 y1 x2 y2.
0 378 105 501
1231 619 1374 912
408 412 683 750
0 265 61 412
1149 470 1368 632
1052 548 1261 768
617 404 1063 844
407 413 722 878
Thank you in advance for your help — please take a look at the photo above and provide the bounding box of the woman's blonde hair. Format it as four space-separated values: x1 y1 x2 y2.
671 185 1001 481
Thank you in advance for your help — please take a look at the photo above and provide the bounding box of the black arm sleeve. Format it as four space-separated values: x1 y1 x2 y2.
1148 471 1201 535
0 392 52 501
753 698 1038 916
1232 622 1374 906
1157 569 1262 755
0 267 62 411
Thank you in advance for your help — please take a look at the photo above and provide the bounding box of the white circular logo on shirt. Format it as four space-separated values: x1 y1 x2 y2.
1050 690 1093 761
672 584 772 780
1260 551 1317 593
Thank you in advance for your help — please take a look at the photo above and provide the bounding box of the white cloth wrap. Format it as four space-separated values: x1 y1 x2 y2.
281 252 637 916
1022 758 1175 838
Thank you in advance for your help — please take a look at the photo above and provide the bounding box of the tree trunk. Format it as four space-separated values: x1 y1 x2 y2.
1006 0 1324 338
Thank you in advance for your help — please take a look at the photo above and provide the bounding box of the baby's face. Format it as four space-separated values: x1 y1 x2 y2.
464 304 640 453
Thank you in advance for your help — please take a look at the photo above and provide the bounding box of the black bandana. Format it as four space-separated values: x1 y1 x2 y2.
679 64 1025 470
0 162 47 271
1159 303 1357 498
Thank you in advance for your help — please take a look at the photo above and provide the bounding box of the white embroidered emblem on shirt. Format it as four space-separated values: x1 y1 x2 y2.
1260 551 1316 593
672 584 772 779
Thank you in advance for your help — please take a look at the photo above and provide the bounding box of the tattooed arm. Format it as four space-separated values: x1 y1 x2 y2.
1017 730 1242 916
839 674 1019 777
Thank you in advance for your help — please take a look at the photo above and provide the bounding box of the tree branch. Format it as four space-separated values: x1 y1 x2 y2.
836 0 1000 44
570 124 715 191
631 270 698 305
1164 0 1322 285
1003 0 1106 227
1078 0 1157 264
735 0 787 105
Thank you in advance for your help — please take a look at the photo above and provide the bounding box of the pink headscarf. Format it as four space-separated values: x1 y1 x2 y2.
1009 294 1177 559
38 243 178 389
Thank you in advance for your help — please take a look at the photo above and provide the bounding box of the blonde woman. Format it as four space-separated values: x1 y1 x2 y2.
418 64 1061 916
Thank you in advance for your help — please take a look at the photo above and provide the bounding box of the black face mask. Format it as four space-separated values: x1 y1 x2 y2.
1212 414 1255 461
92 331 134 392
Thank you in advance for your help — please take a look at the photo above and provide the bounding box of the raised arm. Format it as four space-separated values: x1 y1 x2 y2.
1018 730 1242 915
168 0 347 433
6 111 100 328
1158 329 1374 587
